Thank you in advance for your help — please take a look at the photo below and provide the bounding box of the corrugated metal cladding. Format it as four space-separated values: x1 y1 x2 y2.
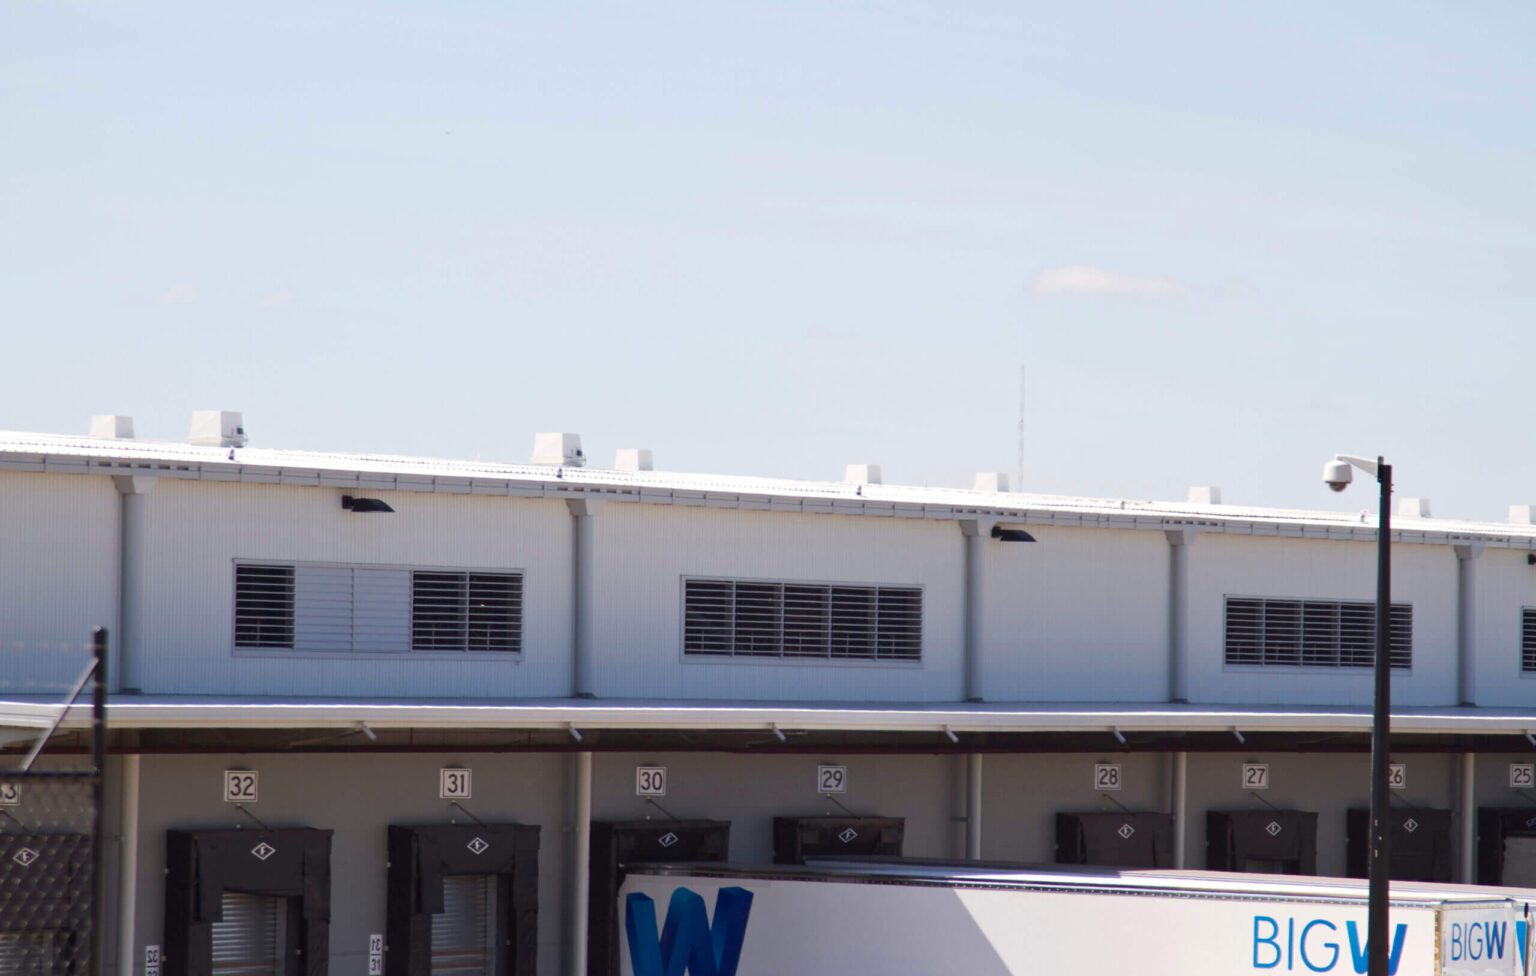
135 480 573 698
981 524 1170 702
1472 547 1536 709
592 503 964 702
0 473 118 692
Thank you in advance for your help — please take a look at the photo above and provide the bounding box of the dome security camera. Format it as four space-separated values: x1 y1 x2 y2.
1322 459 1353 492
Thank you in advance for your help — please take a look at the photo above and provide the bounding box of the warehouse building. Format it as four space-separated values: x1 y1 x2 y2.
2 411 1536 976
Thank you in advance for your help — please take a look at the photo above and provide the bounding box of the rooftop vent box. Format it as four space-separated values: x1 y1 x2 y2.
1510 505 1535 525
189 410 247 448
532 432 585 467
974 472 1010 493
89 415 135 440
844 463 882 485
1399 497 1431 519
614 448 653 472
1187 486 1222 506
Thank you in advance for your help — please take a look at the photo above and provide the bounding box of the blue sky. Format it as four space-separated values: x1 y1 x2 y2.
3 2 1533 518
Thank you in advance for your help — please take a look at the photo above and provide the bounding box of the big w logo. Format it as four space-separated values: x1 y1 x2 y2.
624 886 754 976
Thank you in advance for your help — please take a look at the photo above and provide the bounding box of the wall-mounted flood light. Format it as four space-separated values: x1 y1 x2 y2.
341 495 394 513
990 525 1036 543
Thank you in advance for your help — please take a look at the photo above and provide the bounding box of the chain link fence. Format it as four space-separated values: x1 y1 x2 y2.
0 629 106 976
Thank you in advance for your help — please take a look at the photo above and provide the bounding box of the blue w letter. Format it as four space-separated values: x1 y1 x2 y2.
625 887 754 976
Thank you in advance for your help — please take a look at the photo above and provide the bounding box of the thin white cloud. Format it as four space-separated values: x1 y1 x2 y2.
258 291 292 308
1032 264 1187 297
159 283 198 306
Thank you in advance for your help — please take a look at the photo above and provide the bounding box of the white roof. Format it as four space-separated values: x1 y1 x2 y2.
1 429 1532 548
4 696 1535 735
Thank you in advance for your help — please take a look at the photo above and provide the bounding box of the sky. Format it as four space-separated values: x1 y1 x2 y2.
2 2 1533 520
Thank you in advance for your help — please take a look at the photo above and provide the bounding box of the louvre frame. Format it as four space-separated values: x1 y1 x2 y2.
1224 596 1411 670
682 577 922 661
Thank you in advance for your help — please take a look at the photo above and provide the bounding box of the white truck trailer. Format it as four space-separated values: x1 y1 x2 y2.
617 861 1532 976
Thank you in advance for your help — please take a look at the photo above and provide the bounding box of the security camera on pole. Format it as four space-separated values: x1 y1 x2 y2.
1321 453 1393 976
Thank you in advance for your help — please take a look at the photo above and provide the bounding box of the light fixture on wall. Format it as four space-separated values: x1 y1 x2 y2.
990 525 1036 543
341 495 394 513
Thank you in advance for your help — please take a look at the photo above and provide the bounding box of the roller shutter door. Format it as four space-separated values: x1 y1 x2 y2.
0 932 57 976
431 875 493 976
211 892 282 976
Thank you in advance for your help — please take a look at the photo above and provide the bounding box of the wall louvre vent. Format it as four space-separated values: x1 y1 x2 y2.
411 572 522 652
1224 596 1411 670
1522 608 1536 674
234 565 295 648
684 578 921 661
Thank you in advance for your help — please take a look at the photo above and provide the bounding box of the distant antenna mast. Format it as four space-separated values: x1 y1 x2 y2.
1015 364 1025 490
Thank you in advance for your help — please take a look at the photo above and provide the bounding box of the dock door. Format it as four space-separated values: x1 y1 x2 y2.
771 817 904 865
1056 812 1175 869
588 820 729 976
162 828 332 976
1206 810 1318 875
385 823 539 976
1346 808 1452 882
1476 809 1536 885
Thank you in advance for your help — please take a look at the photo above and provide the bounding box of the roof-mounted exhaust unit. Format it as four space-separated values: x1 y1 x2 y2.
532 432 585 467
189 410 247 448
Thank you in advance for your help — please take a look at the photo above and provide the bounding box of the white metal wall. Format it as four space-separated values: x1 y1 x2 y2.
3 467 1536 707
132 480 574 697
1469 548 1536 708
592 504 964 701
1185 534 1459 706
980 525 1170 702
0 472 119 691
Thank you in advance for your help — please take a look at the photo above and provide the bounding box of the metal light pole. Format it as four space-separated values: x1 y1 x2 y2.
1323 454 1393 976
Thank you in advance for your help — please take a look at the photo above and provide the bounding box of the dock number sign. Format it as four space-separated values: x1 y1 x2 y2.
1512 764 1534 789
1243 764 1270 790
636 766 667 796
1095 764 1122 791
224 770 258 803
439 768 472 800
818 765 848 794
